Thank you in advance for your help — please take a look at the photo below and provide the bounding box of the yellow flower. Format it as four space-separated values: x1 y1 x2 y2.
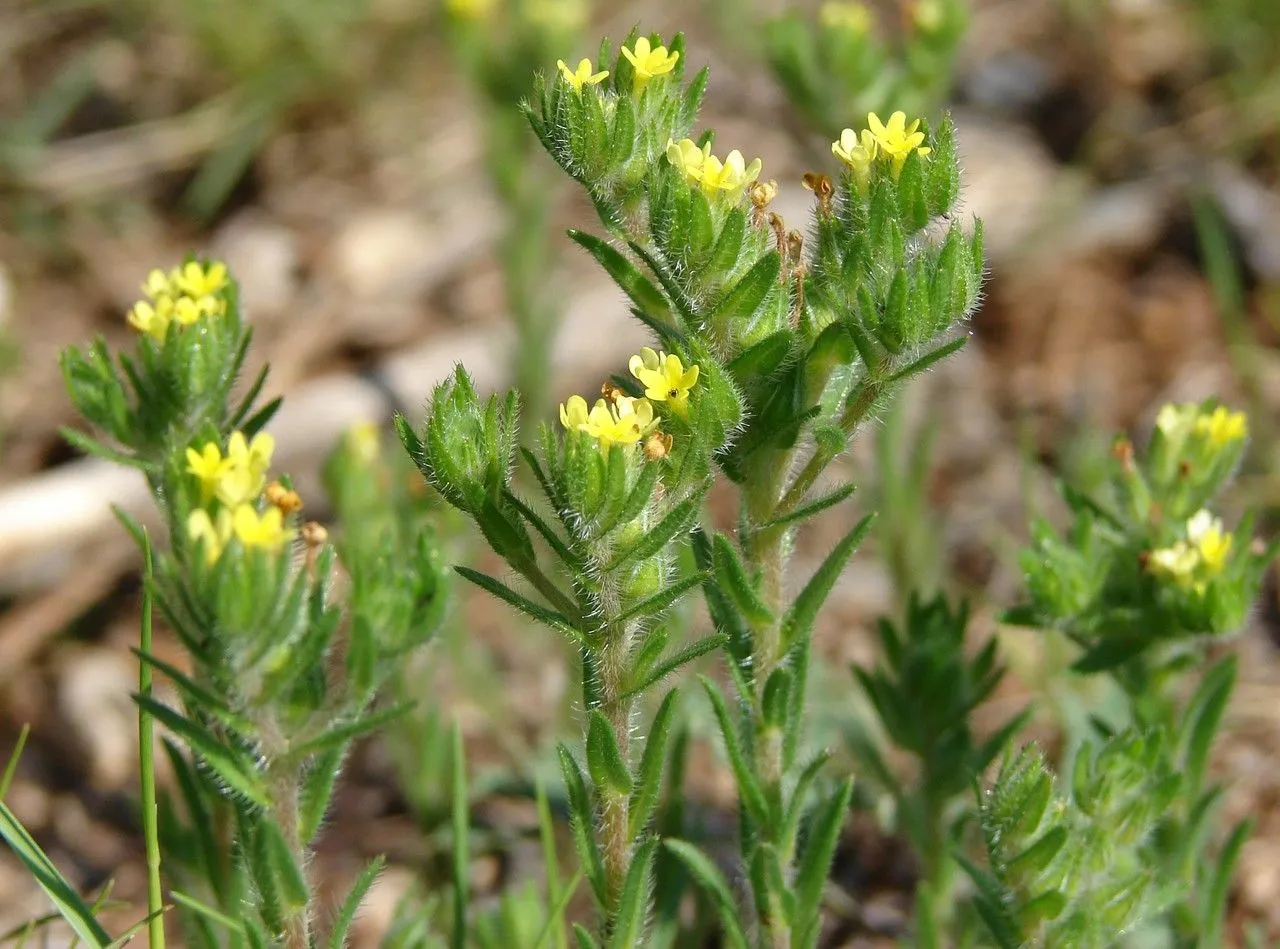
820 1 873 32
1194 406 1247 447
346 421 381 464
589 396 656 446
557 58 609 93
832 127 878 184
1187 510 1232 574
1148 541 1199 586
172 261 229 300
232 504 294 552
127 297 174 341
142 269 174 299
560 395 593 432
187 441 230 501
866 111 932 169
910 0 944 31
629 347 699 414
187 507 233 565
699 149 763 196
445 0 494 18
560 394 656 446
666 137 710 183
1156 402 1197 440
216 431 275 507
620 36 679 91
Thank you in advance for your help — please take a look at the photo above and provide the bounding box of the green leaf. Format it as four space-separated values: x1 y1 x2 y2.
58 427 145 470
628 241 701 325
569 230 673 327
262 819 310 909
1203 817 1252 944
587 712 633 797
455 567 584 646
690 528 753 680
505 490 584 570
779 514 875 649
622 634 727 700
793 779 853 949
1182 654 1236 795
1 724 30 800
0 802 112 949
327 857 385 949
160 738 228 903
572 924 600 949
662 841 750 949
134 696 269 808
758 482 856 531
299 746 344 846
617 571 705 626
131 648 255 735
607 839 657 949
780 752 832 857
1006 826 1067 877
451 721 469 949
629 690 680 838
955 856 1020 949
699 677 769 825
170 891 246 935
605 497 699 572
1070 634 1149 674
709 251 781 325
712 534 772 625
558 745 607 909
286 703 414 761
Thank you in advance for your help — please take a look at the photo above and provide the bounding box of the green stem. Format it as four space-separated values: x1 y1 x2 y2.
139 536 166 949
597 622 636 912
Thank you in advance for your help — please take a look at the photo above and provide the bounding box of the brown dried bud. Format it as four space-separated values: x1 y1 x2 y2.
265 481 304 514
802 172 834 215
301 521 329 547
749 179 778 210
601 381 625 402
643 431 673 462
1112 437 1134 472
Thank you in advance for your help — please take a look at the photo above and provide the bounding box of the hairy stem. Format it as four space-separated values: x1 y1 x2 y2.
597 630 634 908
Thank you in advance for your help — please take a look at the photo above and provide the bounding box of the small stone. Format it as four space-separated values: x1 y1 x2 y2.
210 211 301 319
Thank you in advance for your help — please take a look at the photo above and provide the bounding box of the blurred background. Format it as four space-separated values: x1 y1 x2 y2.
1 0 1279 943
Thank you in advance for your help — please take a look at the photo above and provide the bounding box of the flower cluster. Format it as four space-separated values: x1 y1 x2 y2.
126 261 229 342
1147 510 1234 592
1156 403 1247 450
832 110 932 180
185 430 296 563
559 349 699 449
665 138 763 197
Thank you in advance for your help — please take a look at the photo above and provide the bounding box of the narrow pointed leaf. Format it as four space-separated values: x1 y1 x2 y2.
780 514 875 649
605 497 699 572
569 230 673 327
699 677 768 825
286 702 413 761
587 711 633 797
455 567 584 646
662 841 749 949
327 856 385 949
759 482 856 531
617 571 706 626
629 690 679 837
134 696 269 807
793 779 854 949
558 745 607 908
622 634 727 700
607 839 657 949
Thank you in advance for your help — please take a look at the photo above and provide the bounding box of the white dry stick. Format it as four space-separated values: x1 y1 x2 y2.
0 284 647 594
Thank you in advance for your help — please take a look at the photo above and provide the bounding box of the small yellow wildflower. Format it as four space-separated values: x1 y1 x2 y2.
629 347 699 414
216 431 275 507
557 58 609 93
620 36 679 91
444 0 494 19
1156 402 1197 440
1194 406 1247 447
1187 510 1232 573
172 261 229 300
142 269 174 299
910 0 944 31
820 1 874 32
187 441 230 502
832 127 878 184
667 138 710 183
346 421 382 464
1147 541 1199 586
699 149 763 196
187 507 233 565
866 111 932 170
560 395 593 432
127 297 174 341
232 504 294 552
559 394 657 446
